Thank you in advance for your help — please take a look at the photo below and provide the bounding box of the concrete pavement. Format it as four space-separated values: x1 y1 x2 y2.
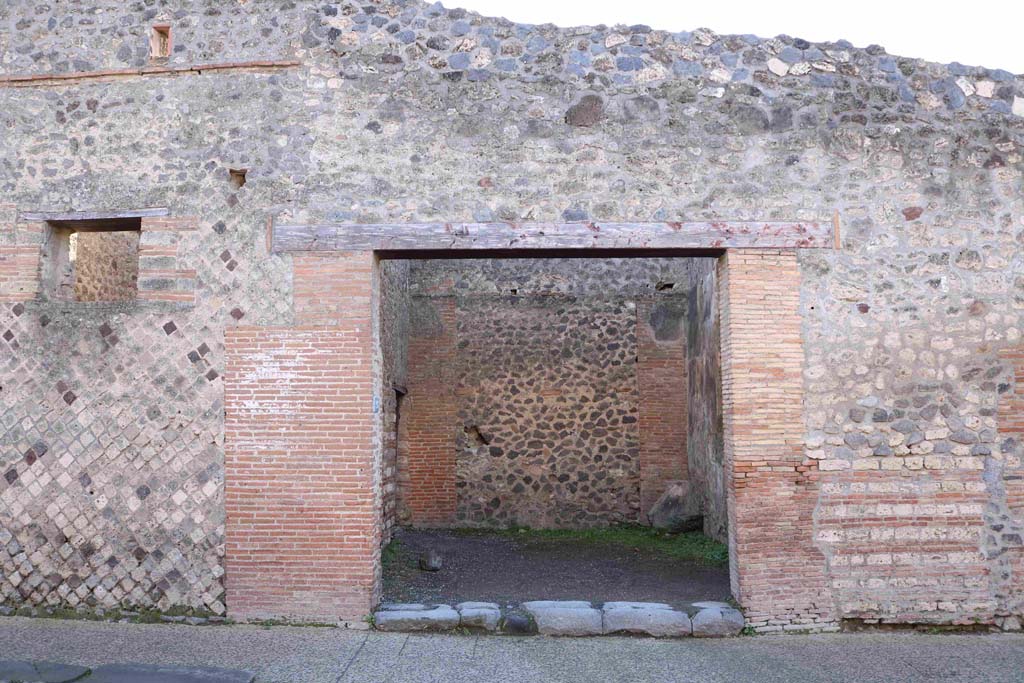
1 617 1022 683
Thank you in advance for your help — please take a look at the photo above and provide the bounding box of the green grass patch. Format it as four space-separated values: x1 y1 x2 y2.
453 525 729 566
381 537 403 570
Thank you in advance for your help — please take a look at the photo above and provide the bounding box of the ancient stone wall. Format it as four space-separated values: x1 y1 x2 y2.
1 0 1023 629
686 258 727 542
379 259 410 541
401 258 691 528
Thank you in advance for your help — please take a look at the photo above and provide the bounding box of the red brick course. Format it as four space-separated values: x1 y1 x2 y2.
999 347 1024 515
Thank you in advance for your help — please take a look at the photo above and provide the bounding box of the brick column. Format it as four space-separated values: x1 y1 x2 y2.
636 297 689 518
718 249 835 631
400 297 458 525
224 252 381 623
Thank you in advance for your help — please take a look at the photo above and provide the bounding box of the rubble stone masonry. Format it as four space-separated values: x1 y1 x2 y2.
1 0 1023 630
401 258 691 529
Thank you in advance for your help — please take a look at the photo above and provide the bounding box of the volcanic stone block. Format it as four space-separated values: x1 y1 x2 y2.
374 604 460 631
691 606 745 637
648 481 702 532
522 601 603 636
602 602 692 637
457 601 501 631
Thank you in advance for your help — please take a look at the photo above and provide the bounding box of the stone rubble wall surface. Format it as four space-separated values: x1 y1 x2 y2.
379 260 411 543
402 257 691 528
0 0 1020 628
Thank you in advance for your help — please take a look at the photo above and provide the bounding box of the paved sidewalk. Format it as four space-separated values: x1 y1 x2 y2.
1 617 1023 683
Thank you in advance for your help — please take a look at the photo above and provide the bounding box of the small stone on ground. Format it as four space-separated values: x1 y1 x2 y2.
419 549 443 572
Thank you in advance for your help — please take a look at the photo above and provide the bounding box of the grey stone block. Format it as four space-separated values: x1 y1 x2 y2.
523 602 602 636
648 480 703 532
458 606 500 631
374 605 460 632
455 601 500 610
691 606 745 637
501 613 535 634
603 601 672 610
419 549 443 571
0 660 90 683
691 601 733 609
86 664 254 682
602 605 692 637
378 603 430 611
521 600 591 610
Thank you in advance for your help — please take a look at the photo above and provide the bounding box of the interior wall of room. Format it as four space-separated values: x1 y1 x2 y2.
72 231 141 302
397 257 697 529
379 259 411 543
686 258 727 542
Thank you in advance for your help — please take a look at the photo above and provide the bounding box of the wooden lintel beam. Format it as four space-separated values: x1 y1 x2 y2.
272 220 832 254
19 208 170 222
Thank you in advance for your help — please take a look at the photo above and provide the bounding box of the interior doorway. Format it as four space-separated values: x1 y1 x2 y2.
377 253 729 609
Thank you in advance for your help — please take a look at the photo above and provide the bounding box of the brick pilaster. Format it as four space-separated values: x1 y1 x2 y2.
636 297 689 517
719 249 835 631
399 297 458 525
224 252 381 623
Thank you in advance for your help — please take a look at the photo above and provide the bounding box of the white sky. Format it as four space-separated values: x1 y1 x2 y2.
457 0 1024 73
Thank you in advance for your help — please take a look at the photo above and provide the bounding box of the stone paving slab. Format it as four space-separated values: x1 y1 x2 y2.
457 606 500 631
86 664 254 683
454 602 500 610
602 603 693 637
374 605 460 632
521 600 592 610
0 660 90 683
522 601 603 636
691 606 746 637
603 601 673 610
371 599 746 637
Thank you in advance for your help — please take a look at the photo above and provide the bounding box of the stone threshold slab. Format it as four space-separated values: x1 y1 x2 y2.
373 599 745 638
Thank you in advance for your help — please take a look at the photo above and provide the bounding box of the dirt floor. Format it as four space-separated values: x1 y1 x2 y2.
382 527 732 608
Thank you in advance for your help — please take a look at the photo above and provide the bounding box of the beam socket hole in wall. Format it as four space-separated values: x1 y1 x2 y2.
464 425 491 447
41 217 141 302
228 168 247 189
150 24 172 60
